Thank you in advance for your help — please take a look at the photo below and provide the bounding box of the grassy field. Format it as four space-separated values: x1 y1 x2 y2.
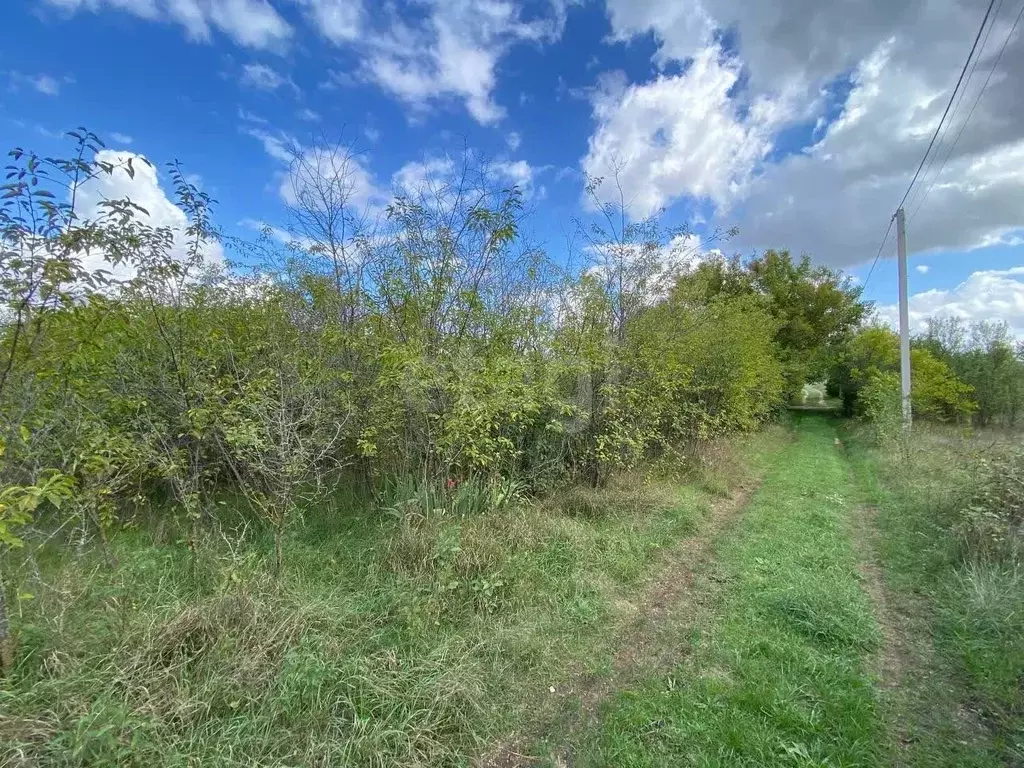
0 431 786 767
2 416 1021 766
845 423 1024 767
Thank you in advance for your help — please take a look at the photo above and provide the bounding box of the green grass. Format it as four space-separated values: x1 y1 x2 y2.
845 424 1024 767
567 415 883 767
0 430 789 767
8 418 1017 767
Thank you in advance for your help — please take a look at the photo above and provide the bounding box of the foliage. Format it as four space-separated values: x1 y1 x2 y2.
829 325 977 421
0 130 870 679
919 317 1024 428
688 249 866 397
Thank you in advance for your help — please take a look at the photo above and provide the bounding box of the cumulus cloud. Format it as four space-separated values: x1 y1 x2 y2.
916 264 930 274
596 0 1024 266
301 0 570 124
490 159 535 196
43 0 292 49
604 0 914 95
74 150 223 280
582 48 786 216
876 267 1024 338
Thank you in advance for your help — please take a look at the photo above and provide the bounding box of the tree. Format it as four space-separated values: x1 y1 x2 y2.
691 250 865 398
920 318 1024 427
829 325 976 420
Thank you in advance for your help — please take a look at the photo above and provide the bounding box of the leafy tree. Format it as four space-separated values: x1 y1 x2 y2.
829 325 976 420
920 317 1024 427
690 250 865 397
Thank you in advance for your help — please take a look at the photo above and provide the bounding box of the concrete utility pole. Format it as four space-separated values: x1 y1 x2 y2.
896 207 912 429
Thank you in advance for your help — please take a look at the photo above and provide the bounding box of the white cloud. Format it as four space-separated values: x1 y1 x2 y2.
392 154 538 201
75 150 223 280
573 232 710 321
305 0 570 124
393 156 454 196
597 0 1024 267
582 48 785 216
490 159 534 196
915 264 930 274
244 127 296 163
293 0 363 43
297 107 321 121
246 129 388 213
604 0 918 96
876 267 1024 339
43 0 569 122
240 63 299 94
30 74 61 95
43 0 292 49
238 107 268 124
506 131 521 151
109 132 134 144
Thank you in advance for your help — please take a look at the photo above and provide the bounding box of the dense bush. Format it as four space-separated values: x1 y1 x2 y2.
829 325 977 421
0 132 867 671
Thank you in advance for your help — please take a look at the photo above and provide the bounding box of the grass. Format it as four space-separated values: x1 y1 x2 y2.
566 414 883 766
0 430 788 767
844 423 1024 766
6 417 1019 767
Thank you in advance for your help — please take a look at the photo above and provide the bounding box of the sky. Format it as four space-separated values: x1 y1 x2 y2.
3 0 1024 336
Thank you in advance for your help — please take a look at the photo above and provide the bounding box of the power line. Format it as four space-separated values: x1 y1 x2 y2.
909 0 1024 222
904 0 1003 215
893 0 997 214
862 213 895 292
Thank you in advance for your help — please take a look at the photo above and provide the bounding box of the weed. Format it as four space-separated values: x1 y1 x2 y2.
1 444 734 766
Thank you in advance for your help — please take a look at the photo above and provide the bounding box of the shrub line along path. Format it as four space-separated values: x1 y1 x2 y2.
485 414 931 767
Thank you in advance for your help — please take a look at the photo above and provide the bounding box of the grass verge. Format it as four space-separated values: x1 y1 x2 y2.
566 414 882 767
0 430 787 767
844 423 1024 766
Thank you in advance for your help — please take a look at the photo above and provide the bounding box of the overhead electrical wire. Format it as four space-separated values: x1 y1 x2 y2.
904 0 1003 216
892 0 997 214
862 213 895 292
864 0 998 291
909 0 1024 223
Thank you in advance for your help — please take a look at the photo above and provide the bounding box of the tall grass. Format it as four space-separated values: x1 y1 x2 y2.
846 422 1024 765
0 433 792 767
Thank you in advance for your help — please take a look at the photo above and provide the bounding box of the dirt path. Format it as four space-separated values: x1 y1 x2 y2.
849 503 909 692
479 479 762 768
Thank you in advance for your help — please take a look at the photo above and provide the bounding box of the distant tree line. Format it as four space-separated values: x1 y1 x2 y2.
828 316 1023 427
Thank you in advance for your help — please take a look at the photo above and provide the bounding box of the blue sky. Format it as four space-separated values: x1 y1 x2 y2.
4 0 1024 335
